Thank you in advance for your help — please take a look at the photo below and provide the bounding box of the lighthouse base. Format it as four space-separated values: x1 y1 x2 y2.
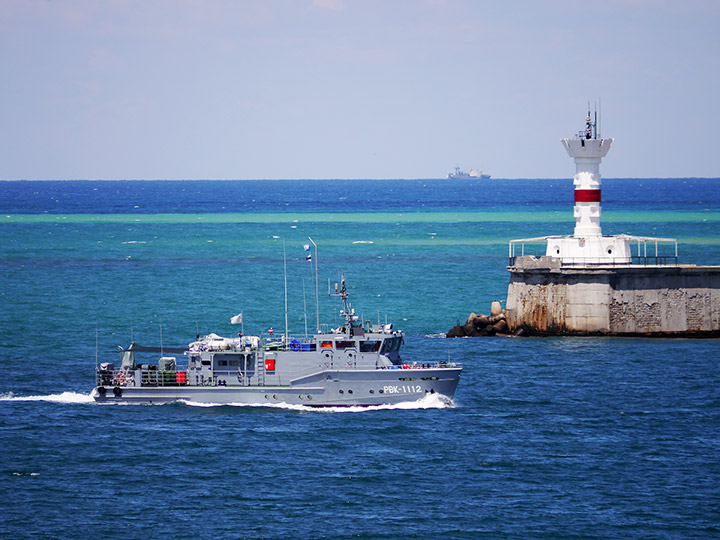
545 235 631 265
506 259 720 336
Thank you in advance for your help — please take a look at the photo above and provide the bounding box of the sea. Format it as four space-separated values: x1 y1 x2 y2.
1 178 719 540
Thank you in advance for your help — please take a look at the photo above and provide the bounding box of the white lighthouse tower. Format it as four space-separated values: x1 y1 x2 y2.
544 110 631 264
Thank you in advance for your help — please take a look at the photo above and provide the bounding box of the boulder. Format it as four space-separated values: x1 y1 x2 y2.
492 319 509 334
446 325 466 338
447 307 509 337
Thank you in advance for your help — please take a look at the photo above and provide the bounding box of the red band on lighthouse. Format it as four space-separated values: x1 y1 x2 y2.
574 189 601 203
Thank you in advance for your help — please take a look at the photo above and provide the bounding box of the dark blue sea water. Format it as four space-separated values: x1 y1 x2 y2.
1 179 719 539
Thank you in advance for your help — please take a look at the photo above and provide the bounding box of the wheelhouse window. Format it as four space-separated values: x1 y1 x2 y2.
380 337 402 353
360 340 381 352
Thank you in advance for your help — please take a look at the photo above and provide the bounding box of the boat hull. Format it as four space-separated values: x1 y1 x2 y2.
93 367 461 406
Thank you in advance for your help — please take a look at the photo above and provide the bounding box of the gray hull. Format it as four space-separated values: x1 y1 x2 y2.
94 366 461 406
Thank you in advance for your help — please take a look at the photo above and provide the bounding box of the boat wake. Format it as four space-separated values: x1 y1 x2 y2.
0 391 455 412
179 392 455 413
0 391 95 404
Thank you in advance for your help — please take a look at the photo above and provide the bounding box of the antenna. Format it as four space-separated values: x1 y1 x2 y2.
283 239 289 344
598 97 602 139
594 101 598 139
95 323 99 370
159 316 164 358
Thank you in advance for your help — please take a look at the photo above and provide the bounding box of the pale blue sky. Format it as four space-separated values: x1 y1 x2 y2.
1 0 719 180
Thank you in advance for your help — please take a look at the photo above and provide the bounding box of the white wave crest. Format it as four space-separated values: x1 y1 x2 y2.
178 392 454 413
352 240 374 244
0 391 95 404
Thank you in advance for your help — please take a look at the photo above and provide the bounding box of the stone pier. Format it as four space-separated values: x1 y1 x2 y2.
505 256 720 336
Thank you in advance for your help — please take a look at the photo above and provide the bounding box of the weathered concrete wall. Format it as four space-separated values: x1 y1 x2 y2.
506 257 720 336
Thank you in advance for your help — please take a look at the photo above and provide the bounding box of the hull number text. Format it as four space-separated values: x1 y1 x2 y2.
383 385 422 394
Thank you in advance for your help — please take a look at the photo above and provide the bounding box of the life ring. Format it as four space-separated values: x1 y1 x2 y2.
290 339 300 351
115 372 126 385
113 386 122 397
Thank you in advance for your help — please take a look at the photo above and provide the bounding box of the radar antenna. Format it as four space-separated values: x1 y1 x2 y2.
330 272 357 330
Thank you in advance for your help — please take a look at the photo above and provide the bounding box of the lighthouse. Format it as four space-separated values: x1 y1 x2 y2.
544 110 631 264
502 107 720 337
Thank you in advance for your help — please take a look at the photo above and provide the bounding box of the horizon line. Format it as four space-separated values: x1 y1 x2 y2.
2 177 719 182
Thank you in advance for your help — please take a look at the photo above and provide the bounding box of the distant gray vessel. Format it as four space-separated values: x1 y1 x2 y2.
447 165 490 180
93 273 462 406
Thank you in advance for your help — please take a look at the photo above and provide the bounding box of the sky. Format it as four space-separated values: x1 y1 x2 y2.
1 0 719 180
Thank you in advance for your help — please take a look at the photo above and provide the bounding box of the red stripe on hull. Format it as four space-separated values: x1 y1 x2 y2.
574 189 601 203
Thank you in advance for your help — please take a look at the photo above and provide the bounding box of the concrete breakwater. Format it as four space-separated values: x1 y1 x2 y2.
504 256 720 337
447 259 720 338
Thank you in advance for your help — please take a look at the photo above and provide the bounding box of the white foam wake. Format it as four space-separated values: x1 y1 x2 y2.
180 392 454 413
0 391 95 404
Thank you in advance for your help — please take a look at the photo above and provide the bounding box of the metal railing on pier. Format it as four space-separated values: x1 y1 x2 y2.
508 254 679 267
508 234 679 268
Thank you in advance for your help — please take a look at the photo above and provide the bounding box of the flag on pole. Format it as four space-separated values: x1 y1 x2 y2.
230 313 243 325
304 244 312 261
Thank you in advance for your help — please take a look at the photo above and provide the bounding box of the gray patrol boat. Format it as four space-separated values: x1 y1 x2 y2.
93 275 462 406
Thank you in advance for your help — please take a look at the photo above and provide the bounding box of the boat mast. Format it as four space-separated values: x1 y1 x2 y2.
308 237 319 333
302 278 308 338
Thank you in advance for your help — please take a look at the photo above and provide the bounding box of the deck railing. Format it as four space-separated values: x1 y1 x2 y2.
96 367 188 387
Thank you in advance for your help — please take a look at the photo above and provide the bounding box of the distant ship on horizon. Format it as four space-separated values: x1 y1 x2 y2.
447 165 490 180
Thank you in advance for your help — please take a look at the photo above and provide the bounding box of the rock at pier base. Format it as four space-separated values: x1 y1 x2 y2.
446 302 509 337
